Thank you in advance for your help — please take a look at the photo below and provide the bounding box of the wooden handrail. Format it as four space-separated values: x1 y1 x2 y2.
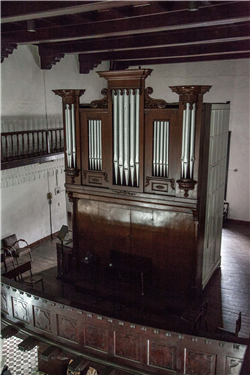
1 128 64 163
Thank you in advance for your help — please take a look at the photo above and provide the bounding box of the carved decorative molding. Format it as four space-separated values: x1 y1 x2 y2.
83 170 109 182
13 298 29 322
112 190 136 196
65 167 80 184
145 176 175 190
34 306 52 333
85 324 108 353
145 87 167 109
58 315 78 343
90 88 108 109
169 85 212 105
149 342 176 370
1 44 17 63
177 178 197 198
53 89 85 105
40 54 65 70
185 350 216 375
1 293 8 313
0 158 64 189
79 60 101 74
115 333 140 362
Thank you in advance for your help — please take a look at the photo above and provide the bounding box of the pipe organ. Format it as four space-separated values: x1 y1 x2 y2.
54 69 230 297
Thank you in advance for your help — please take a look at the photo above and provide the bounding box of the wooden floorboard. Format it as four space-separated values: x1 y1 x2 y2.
4 221 249 338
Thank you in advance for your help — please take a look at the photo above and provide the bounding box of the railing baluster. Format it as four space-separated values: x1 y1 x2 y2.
55 129 58 152
1 128 64 167
0 134 3 161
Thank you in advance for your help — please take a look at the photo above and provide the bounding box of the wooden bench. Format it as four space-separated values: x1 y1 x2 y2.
3 261 44 291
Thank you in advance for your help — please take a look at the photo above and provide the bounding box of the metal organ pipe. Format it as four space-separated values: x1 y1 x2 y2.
118 90 124 185
135 90 140 187
71 104 76 168
112 89 140 187
65 104 72 168
130 90 135 186
88 119 102 171
181 103 196 179
189 103 196 179
153 120 169 178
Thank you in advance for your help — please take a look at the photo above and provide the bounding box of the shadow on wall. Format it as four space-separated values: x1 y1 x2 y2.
1 114 63 132
27 45 40 67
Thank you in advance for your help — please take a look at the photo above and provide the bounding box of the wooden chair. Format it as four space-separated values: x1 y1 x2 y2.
3 266 20 282
18 261 44 291
216 312 241 337
1 234 32 264
181 298 209 331
1 251 15 273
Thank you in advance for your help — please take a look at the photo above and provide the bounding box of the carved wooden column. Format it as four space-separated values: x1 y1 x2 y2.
170 85 211 198
53 89 85 184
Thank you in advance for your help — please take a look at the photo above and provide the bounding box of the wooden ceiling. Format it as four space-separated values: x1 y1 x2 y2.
1 1 250 73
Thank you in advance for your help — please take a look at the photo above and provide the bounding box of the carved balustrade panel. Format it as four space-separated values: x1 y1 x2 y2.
1 279 248 375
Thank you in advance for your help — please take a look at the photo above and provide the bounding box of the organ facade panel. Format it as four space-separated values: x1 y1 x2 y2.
53 69 229 297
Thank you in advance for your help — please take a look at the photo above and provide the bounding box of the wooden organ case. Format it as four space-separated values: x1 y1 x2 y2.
53 69 230 298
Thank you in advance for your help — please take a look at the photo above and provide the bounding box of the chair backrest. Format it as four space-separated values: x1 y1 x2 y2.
235 312 241 336
3 267 20 280
2 234 19 249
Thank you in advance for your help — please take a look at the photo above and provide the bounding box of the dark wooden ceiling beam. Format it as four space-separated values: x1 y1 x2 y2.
2 2 249 45
122 51 250 66
78 40 250 62
38 23 250 56
1 1 144 23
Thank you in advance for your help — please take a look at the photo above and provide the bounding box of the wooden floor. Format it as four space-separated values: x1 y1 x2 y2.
13 220 250 339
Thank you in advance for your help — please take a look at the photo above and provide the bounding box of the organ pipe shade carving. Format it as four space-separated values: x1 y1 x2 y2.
65 104 76 169
112 89 140 187
181 103 196 179
153 121 169 177
88 120 102 171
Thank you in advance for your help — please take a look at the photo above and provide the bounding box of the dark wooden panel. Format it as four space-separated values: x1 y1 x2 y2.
75 198 197 294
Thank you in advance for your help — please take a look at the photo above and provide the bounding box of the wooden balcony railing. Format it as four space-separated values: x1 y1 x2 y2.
1 277 249 375
1 128 64 169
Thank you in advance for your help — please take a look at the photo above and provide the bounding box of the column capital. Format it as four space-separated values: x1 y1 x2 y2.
169 85 211 104
52 89 85 105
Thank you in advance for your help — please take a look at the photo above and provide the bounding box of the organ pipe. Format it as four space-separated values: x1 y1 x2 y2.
112 89 140 187
153 120 169 178
88 120 102 171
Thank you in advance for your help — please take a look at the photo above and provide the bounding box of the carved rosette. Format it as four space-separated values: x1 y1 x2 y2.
90 88 108 108
145 87 167 108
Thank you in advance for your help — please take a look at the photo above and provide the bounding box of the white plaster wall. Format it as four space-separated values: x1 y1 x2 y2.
0 159 67 245
1 46 109 243
141 60 250 222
